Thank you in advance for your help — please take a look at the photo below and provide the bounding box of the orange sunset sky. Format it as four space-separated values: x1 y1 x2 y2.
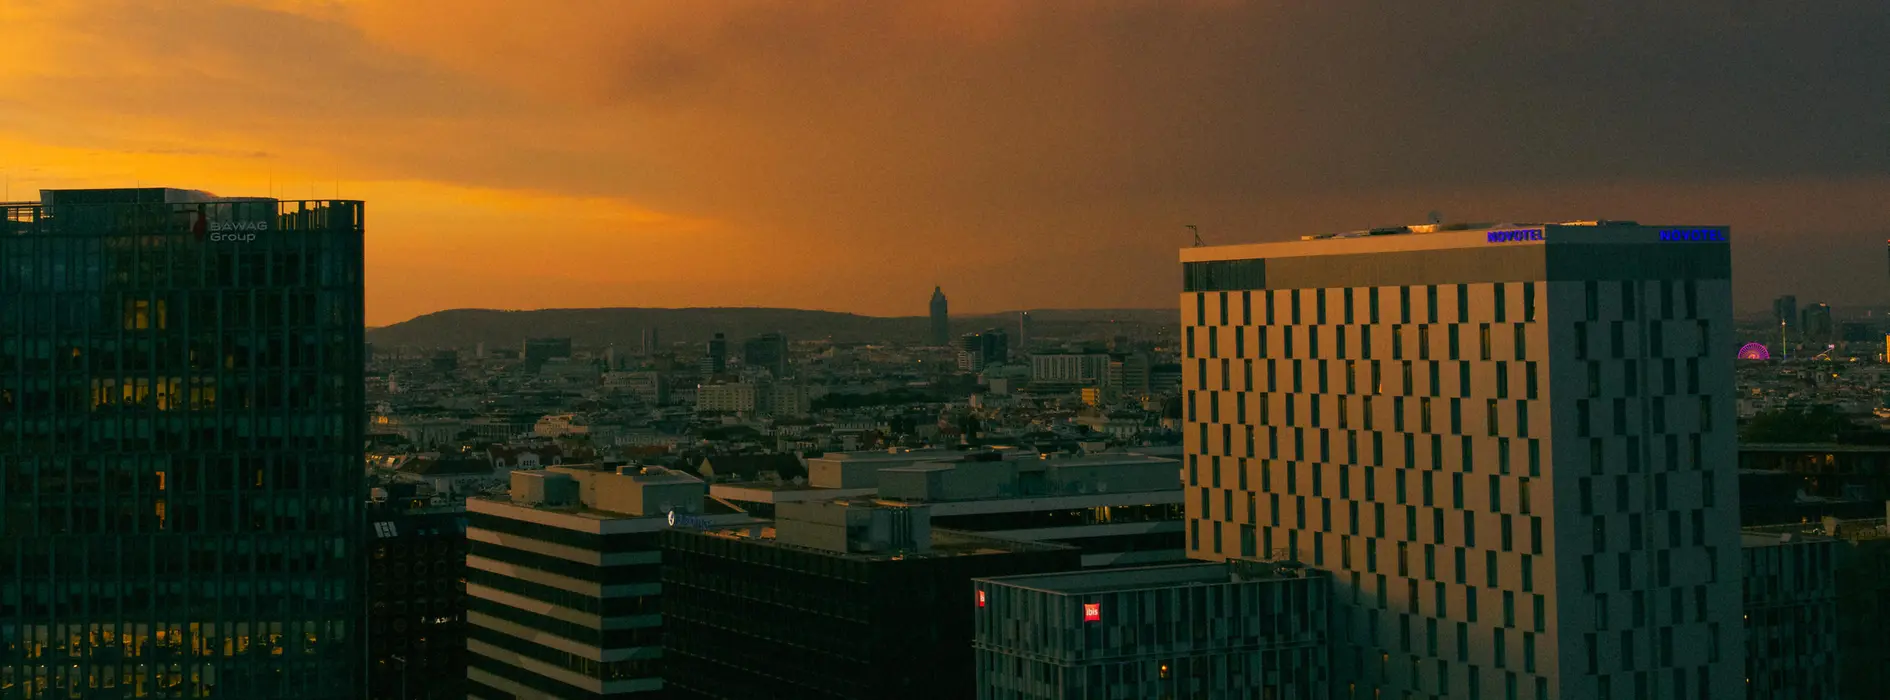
2 0 1887 326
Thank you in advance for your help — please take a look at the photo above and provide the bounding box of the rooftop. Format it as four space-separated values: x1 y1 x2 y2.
1739 443 1890 453
1181 221 1726 263
685 522 1073 562
979 561 1314 596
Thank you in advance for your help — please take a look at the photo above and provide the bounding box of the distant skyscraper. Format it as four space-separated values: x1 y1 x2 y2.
1802 303 1833 345
1182 222 1743 699
742 331 789 377
642 326 661 355
1 188 366 697
703 332 728 374
952 328 1009 371
931 286 950 346
1018 310 1034 349
1775 294 1798 330
521 336 572 371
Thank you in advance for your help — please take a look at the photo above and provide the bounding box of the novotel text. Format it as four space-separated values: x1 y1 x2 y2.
1485 229 1544 243
1658 228 1726 242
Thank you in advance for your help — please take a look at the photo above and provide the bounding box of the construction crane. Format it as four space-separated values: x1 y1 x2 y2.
1187 225 1204 247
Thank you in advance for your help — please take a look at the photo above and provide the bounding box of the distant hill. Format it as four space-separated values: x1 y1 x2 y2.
364 307 1178 350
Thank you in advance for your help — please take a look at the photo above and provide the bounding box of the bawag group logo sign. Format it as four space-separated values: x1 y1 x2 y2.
184 210 270 242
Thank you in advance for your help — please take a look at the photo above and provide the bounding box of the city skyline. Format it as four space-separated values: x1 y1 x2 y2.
2 1 1887 326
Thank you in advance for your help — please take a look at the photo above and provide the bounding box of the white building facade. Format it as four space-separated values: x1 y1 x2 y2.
1179 222 1743 699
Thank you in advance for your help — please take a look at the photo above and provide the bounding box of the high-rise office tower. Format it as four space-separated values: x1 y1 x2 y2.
1774 295 1798 331
702 332 727 374
1180 221 1742 699
1801 303 1833 346
1018 311 1034 350
0 188 366 697
741 331 789 377
641 327 660 355
931 286 950 346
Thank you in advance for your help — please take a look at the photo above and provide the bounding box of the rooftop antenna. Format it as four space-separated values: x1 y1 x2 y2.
1187 224 1204 247
1427 210 1443 225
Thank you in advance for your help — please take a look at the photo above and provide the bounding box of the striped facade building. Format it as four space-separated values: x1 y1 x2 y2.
463 466 745 699
1178 221 1744 699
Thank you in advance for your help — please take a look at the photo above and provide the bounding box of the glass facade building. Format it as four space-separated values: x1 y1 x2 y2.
0 188 365 698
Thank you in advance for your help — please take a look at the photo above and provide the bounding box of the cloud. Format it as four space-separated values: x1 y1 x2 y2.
1 0 1885 323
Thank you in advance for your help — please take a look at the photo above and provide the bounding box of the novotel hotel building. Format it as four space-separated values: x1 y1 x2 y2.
0 188 366 697
1177 221 1742 699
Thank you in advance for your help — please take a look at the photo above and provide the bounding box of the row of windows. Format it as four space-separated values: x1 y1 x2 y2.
468 597 659 649
1583 358 1705 397
1189 439 1542 499
465 512 660 554
469 625 660 681
1193 420 1539 472
1188 283 1543 327
1580 548 1721 594
466 650 623 700
465 542 660 586
1573 320 1713 360
464 569 657 617
1579 475 1713 518
1583 279 1704 321
1187 323 1531 365
1575 396 1716 437
1194 393 1538 445
1189 359 1539 405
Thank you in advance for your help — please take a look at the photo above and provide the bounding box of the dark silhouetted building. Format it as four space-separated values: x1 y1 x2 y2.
975 561 1331 699
1802 303 1834 346
1182 222 1744 698
1739 529 1839 700
430 349 459 373
954 328 1009 371
701 332 728 375
661 500 1080 700
0 187 366 697
1018 310 1034 350
1776 295 1799 330
522 337 573 371
641 327 660 355
741 331 789 377
368 501 469 700
931 286 950 346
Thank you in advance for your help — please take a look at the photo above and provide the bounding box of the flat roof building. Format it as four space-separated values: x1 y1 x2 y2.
1180 221 1743 699
716 450 1187 569
1 188 366 697
661 500 1080 700
973 561 1330 699
465 466 750 699
1739 530 1839 700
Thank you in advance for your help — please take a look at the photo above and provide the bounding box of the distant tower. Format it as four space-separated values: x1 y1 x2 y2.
642 327 661 355
703 333 728 374
1018 310 1034 350
930 287 950 346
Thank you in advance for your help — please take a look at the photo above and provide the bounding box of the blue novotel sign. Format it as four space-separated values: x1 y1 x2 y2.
1658 228 1727 242
1486 229 1544 243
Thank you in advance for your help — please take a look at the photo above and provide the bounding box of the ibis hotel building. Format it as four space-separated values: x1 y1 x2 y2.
0 188 366 697
1178 221 1742 699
